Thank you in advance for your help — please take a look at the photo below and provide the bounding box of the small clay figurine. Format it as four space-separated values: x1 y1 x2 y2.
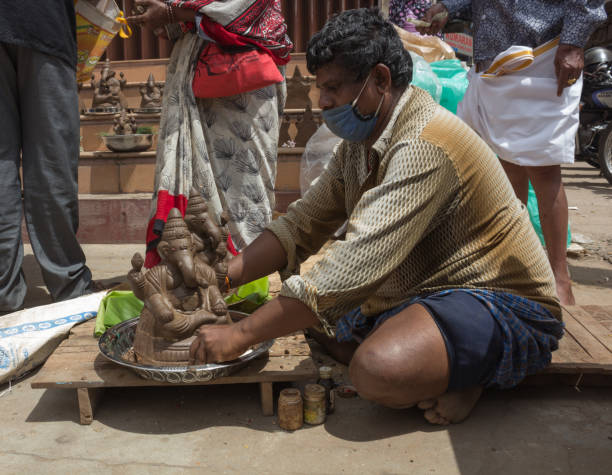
139 73 164 110
113 109 137 135
90 59 127 110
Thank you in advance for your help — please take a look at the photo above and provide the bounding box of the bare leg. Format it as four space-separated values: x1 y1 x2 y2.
499 159 529 204
527 165 575 305
499 160 575 305
348 304 482 425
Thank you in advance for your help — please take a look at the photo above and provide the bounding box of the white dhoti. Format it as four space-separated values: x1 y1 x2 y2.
458 39 582 167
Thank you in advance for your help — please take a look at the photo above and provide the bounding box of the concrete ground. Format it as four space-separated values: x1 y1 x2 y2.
1 162 611 474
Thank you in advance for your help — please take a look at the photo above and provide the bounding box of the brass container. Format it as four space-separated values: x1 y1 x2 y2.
303 383 326 425
278 388 303 431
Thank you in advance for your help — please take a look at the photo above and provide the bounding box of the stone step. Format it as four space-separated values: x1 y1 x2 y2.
23 147 304 244
77 148 303 195
22 187 301 245
21 193 150 245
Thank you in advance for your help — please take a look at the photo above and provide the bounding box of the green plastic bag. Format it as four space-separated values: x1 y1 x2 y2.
94 290 144 337
408 51 442 104
225 276 271 314
429 59 469 114
527 182 571 248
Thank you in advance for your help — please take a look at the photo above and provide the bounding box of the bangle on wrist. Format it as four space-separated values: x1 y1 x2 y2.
224 275 233 293
165 3 176 24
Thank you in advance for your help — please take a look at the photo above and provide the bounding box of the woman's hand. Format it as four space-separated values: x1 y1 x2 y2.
416 3 449 36
127 0 168 32
189 323 250 364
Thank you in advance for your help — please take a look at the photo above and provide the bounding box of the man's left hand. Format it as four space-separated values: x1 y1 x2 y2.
554 44 584 97
189 323 249 364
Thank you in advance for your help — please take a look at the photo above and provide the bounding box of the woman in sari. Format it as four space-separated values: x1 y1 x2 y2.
128 0 292 268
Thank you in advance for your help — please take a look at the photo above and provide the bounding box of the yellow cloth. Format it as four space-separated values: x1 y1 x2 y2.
266 86 561 336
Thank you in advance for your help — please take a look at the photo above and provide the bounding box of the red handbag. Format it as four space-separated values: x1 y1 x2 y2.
192 42 284 98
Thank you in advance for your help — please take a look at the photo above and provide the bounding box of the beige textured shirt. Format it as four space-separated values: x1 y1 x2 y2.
267 86 561 335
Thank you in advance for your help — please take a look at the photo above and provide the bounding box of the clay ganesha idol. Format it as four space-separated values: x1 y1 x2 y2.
128 191 233 365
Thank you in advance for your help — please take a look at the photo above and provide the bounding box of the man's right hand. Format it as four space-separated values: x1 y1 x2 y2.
417 3 449 36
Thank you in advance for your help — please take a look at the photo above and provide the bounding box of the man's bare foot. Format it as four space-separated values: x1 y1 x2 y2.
417 386 483 425
555 279 576 306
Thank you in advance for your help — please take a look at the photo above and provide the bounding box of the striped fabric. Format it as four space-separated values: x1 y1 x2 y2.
336 289 564 389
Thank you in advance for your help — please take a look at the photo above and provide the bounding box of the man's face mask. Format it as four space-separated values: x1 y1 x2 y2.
321 72 385 142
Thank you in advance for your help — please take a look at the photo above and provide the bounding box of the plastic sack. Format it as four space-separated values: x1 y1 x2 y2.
429 59 469 114
527 182 571 248
409 51 442 103
75 0 131 83
94 290 144 337
0 292 106 384
394 25 456 63
300 123 343 196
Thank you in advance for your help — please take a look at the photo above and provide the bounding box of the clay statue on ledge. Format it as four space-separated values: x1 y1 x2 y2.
90 59 127 111
128 200 233 365
138 73 164 110
113 109 137 135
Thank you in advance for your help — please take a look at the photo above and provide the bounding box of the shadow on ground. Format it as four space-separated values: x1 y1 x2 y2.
569 261 612 288
563 164 612 199
25 377 440 439
21 254 127 309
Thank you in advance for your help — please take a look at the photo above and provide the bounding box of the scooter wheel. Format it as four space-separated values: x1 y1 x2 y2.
597 123 612 185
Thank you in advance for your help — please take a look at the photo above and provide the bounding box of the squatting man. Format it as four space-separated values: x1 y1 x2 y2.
188 8 564 425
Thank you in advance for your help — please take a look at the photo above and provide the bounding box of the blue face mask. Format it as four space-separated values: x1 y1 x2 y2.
321 72 385 142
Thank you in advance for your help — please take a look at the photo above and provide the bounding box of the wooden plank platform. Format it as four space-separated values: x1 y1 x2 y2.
31 319 318 424
30 305 612 425
546 305 612 374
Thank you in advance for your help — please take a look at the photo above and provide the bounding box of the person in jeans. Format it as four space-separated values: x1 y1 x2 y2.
0 0 96 313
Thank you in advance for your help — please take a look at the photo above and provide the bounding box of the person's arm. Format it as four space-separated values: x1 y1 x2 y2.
192 150 351 363
226 229 288 289
126 0 196 32
555 1 607 96
189 295 318 364
417 1 471 35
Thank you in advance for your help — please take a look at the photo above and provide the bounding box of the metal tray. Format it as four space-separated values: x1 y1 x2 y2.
98 312 273 384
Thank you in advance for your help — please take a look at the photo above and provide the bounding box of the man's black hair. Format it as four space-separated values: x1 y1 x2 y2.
306 7 412 88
